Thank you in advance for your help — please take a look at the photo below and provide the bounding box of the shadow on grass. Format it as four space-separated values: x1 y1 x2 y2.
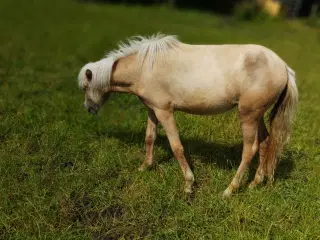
101 128 300 181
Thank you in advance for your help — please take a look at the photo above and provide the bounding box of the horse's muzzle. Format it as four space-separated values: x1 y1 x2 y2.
88 106 98 114
85 100 99 115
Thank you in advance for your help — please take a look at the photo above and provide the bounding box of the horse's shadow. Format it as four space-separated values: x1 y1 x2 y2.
103 128 297 182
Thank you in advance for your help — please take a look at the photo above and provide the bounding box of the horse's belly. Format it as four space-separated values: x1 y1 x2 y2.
175 104 236 115
173 95 237 115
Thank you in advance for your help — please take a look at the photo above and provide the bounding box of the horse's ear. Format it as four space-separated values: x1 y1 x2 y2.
85 69 92 82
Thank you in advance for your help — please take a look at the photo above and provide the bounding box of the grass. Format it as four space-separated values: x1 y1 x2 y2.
0 0 320 239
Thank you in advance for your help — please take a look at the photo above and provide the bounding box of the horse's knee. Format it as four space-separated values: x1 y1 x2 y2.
145 135 155 146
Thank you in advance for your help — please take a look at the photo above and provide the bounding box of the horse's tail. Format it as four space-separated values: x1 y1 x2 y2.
265 65 298 182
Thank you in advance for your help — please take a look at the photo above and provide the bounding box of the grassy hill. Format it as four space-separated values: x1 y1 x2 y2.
0 0 319 239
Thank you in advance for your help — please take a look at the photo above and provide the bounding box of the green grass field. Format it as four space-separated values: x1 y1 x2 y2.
1 0 320 239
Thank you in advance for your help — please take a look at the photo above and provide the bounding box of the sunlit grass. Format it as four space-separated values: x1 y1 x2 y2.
0 0 319 239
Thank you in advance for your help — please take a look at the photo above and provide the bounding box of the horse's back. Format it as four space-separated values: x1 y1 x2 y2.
176 43 288 112
141 43 288 115
172 43 287 93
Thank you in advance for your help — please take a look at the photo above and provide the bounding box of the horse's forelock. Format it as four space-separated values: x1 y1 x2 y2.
92 58 114 89
78 63 91 88
78 58 114 90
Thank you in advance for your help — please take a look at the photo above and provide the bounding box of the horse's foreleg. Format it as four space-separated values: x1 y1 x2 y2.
249 118 269 188
154 109 194 193
223 110 260 198
138 109 158 171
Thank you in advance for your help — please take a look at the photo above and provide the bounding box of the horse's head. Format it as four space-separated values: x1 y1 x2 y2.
78 60 112 114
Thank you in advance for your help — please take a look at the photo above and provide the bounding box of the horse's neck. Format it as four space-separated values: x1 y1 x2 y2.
110 54 140 93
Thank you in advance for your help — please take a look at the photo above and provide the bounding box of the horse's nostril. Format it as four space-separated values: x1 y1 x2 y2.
88 106 97 114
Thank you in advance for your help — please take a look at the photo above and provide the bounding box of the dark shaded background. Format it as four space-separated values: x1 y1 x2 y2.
79 0 320 17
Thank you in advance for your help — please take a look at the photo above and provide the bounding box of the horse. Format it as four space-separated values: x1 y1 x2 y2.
77 34 298 197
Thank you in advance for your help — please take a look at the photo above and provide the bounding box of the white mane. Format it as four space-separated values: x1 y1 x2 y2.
78 33 180 89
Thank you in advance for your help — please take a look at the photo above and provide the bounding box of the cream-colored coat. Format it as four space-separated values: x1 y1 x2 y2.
137 43 287 115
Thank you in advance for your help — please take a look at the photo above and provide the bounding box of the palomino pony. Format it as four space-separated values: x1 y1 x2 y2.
78 34 298 197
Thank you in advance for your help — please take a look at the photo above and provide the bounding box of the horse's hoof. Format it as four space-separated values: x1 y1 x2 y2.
266 181 274 188
248 181 257 189
184 186 193 194
222 188 232 199
138 162 152 172
184 177 194 194
138 165 147 172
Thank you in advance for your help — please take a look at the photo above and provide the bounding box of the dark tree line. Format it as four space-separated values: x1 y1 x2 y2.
79 0 319 17
79 0 248 15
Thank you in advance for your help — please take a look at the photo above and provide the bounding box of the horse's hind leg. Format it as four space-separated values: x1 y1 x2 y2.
223 108 263 198
138 109 158 171
249 118 269 188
